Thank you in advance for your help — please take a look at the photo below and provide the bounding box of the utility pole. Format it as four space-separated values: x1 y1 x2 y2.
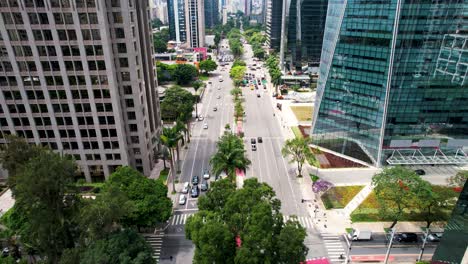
384 228 396 264
418 227 430 261
345 229 354 264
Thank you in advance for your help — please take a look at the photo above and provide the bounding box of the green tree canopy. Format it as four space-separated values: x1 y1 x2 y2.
232 60 247 68
372 166 425 228
199 59 218 74
153 28 169 53
447 170 468 187
104 166 173 229
229 65 247 83
160 85 195 121
173 64 198 85
281 138 315 177
209 134 251 180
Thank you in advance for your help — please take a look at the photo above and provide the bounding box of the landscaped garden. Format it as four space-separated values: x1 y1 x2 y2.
157 169 170 185
350 185 459 222
321 185 364 209
290 106 313 122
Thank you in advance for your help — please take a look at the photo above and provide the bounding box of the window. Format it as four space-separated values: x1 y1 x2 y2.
113 12 123 23
115 28 125 39
79 13 88 24
111 0 120 7
54 13 64 24
13 13 24 24
88 13 98 24
127 111 136 120
123 85 132 94
121 72 130 81
117 43 127 53
125 99 134 107
119 58 128 67
29 13 39 24
63 13 73 24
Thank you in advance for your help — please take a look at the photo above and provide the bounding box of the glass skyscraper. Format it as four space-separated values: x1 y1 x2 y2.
312 1 468 166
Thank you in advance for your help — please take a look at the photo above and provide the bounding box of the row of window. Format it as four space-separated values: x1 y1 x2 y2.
6 27 128 42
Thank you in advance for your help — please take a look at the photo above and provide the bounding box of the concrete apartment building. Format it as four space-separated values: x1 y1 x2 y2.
0 0 162 181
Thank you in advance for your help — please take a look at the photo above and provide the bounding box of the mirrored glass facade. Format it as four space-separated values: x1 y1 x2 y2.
312 0 468 166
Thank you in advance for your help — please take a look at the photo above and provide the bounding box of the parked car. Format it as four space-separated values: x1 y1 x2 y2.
203 123 208 129
427 233 443 242
179 194 187 205
182 182 190 194
192 175 199 185
201 180 209 191
191 186 199 198
414 169 426 175
347 229 372 241
251 144 257 151
257 137 263 143
203 170 210 179
251 138 256 144
395 233 418 243
197 115 204 121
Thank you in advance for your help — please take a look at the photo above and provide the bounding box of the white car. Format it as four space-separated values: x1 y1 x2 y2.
179 194 187 205
203 123 208 129
217 95 221 99
203 170 210 179
182 182 190 193
217 86 221 90
197 115 204 121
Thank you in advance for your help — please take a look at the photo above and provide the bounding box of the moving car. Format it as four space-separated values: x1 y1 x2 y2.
191 186 199 198
197 115 204 121
213 107 217 111
179 194 187 205
414 169 426 175
200 180 209 191
251 144 257 151
395 233 418 243
251 138 256 144
217 95 221 99
203 123 208 129
219 76 223 82
182 182 190 194
257 137 263 143
347 229 372 241
192 175 199 185
427 233 443 242
203 170 210 179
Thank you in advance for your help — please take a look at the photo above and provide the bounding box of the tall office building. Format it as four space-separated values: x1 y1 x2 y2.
265 0 282 50
312 1 468 167
0 0 162 181
280 0 327 71
168 0 187 42
186 0 205 47
204 0 219 28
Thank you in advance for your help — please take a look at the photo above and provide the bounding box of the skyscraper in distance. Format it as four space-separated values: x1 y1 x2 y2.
205 0 219 28
265 0 283 50
168 0 187 42
186 0 205 47
0 0 162 181
312 1 468 167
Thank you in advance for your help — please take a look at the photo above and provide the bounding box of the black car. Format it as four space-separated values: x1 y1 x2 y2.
414 169 426 175
192 175 199 185
191 186 199 198
257 137 263 143
251 138 256 144
395 233 418 243
201 180 209 191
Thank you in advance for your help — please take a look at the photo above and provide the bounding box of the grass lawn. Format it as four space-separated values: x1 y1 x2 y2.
290 106 313 122
157 169 170 185
321 186 365 209
291 126 304 139
199 74 209 81
351 186 458 222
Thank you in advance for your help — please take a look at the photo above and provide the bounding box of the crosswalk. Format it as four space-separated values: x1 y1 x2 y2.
283 215 314 229
170 213 195 226
321 233 346 263
143 233 164 262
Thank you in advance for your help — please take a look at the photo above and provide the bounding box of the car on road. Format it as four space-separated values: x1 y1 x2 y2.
201 180 209 191
251 143 257 151
191 186 199 198
217 95 221 99
257 137 263 143
395 233 418 243
179 194 187 205
182 182 190 193
427 233 443 242
213 107 217 111
197 115 204 121
251 138 256 144
219 76 223 82
203 123 208 129
414 169 426 175
217 86 221 90
192 175 199 185
203 170 210 179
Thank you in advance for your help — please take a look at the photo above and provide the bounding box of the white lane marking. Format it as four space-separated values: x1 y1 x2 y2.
171 215 177 225
275 139 300 213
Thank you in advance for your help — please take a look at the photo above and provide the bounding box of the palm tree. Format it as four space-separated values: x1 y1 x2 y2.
210 134 251 181
174 120 187 171
160 126 183 192
281 138 316 177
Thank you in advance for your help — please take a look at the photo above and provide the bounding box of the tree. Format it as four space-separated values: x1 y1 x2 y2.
199 59 218 74
372 166 424 228
253 48 265 59
174 64 198 85
214 32 221 47
230 65 246 84
151 18 163 28
160 126 184 193
412 182 457 228
281 138 315 177
447 170 468 188
0 135 43 192
198 178 236 212
192 80 204 118
234 100 244 120
209 134 251 180
78 186 134 241
160 85 195 142
277 220 308 263
153 28 169 53
232 60 246 68
78 229 155 264
104 166 173 229
13 150 79 263
230 87 242 98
